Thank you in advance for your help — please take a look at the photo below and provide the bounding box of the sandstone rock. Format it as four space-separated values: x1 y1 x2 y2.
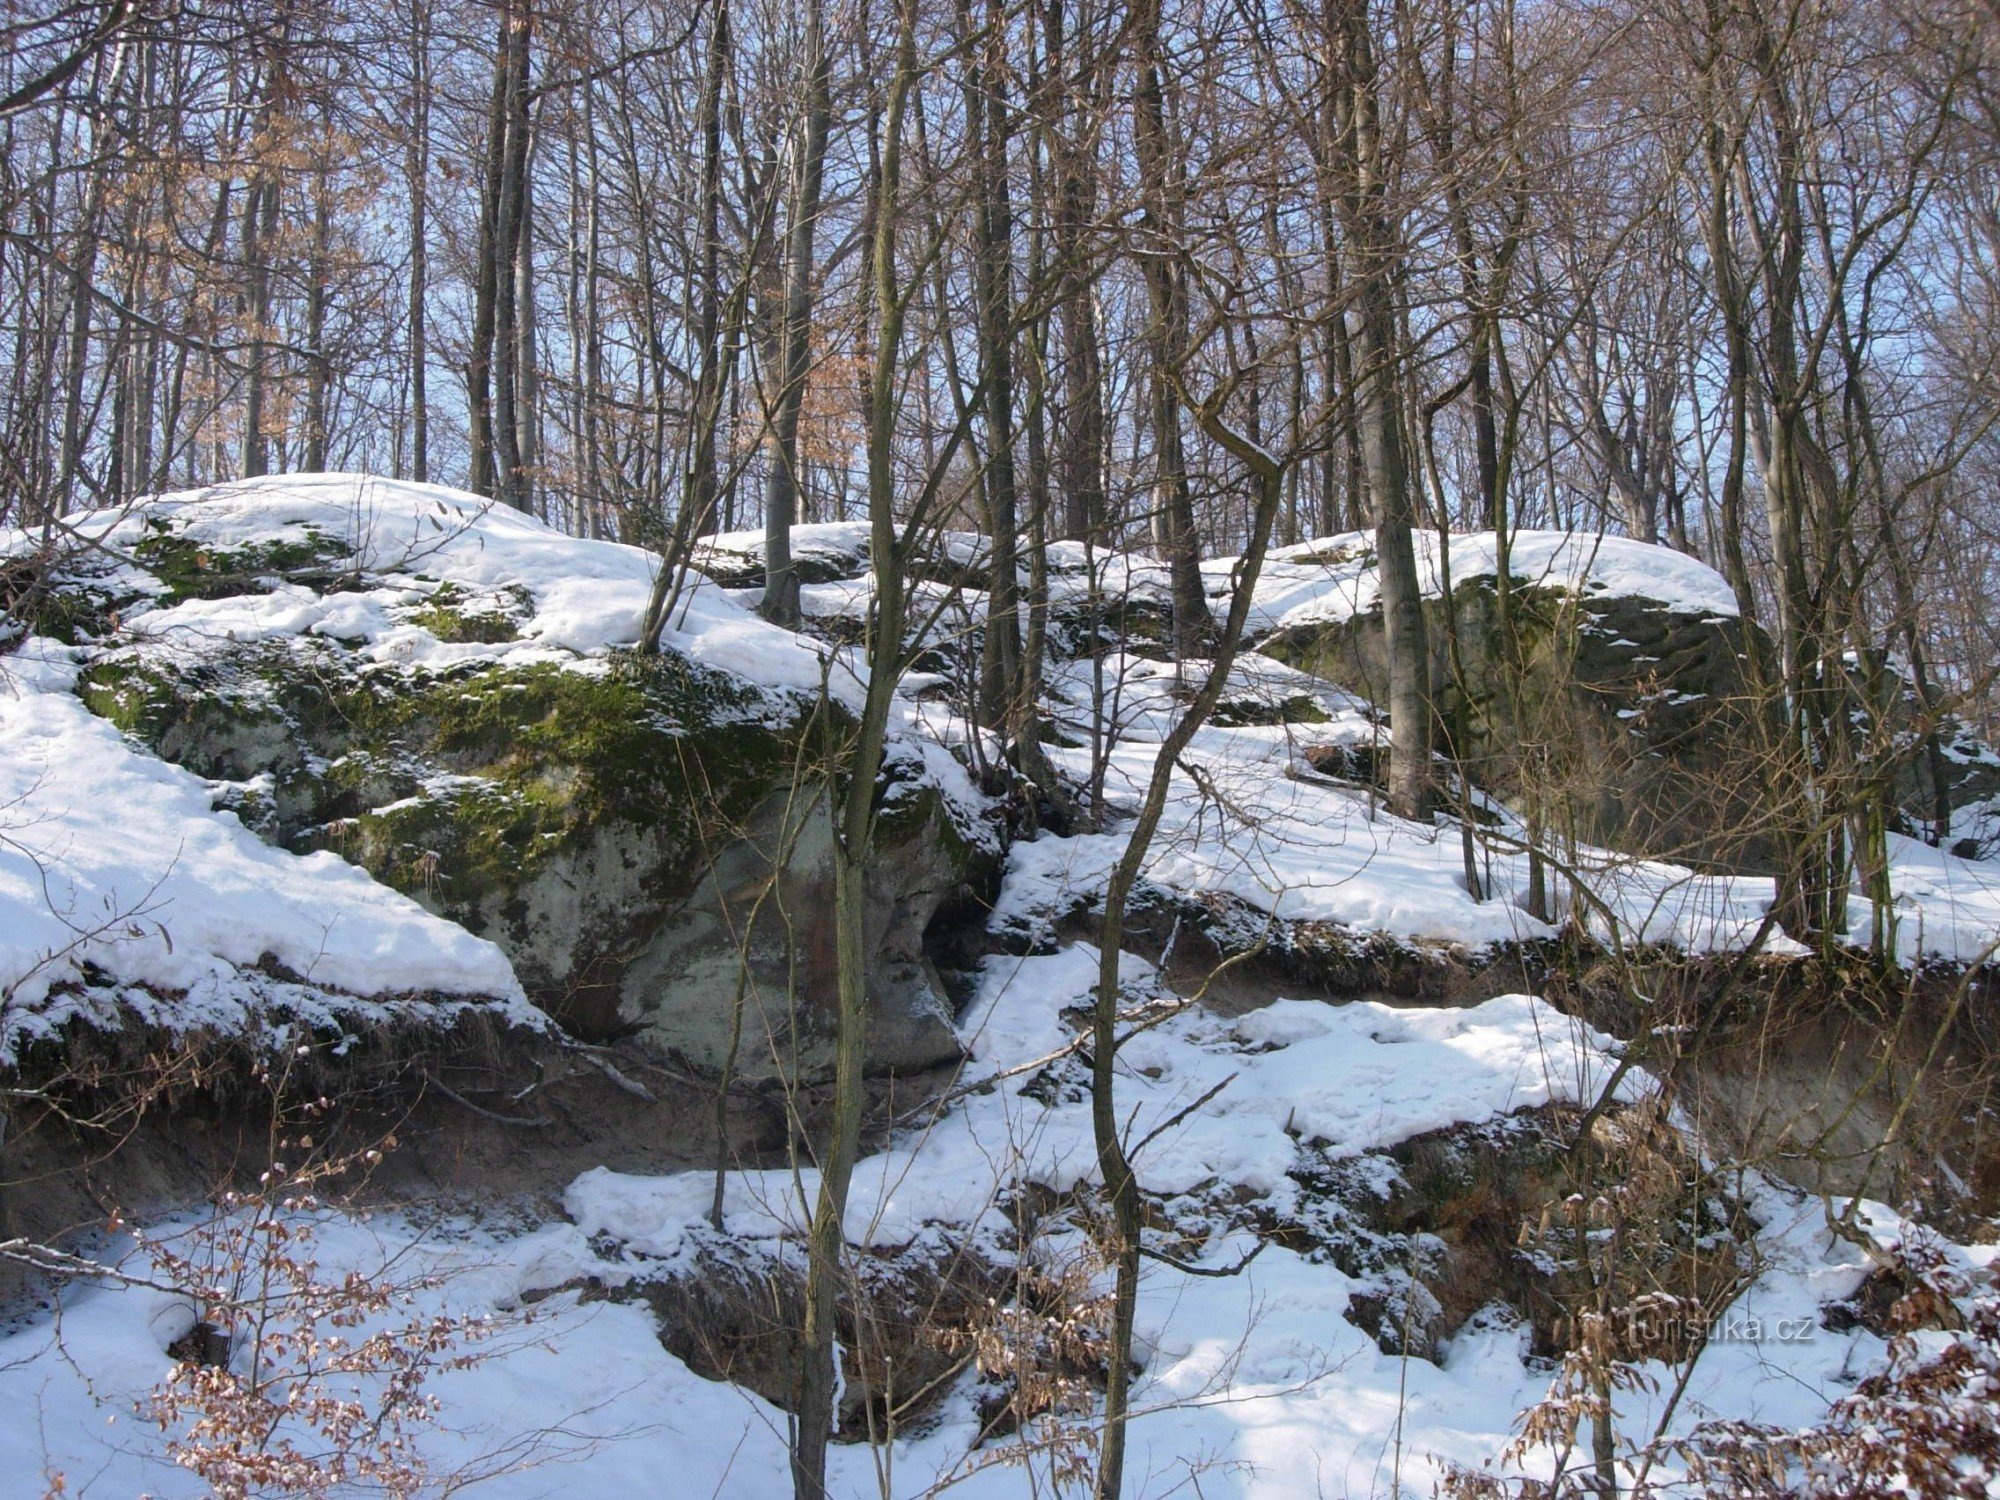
1265 570 2000 871
60 510 998 1077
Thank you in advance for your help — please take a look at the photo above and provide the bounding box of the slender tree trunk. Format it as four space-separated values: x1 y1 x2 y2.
491 1 533 511
762 0 832 628
467 9 511 498
240 166 279 480
303 163 331 472
791 16 917 1496
1132 0 1206 659
1043 0 1106 544
637 3 746 653
965 0 1024 736
1328 0 1430 819
57 108 115 506
581 77 604 525
513 112 538 512
690 3 730 539
407 0 430 483
1092 402 1288 1500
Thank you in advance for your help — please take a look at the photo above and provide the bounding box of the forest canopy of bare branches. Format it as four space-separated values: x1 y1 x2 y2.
7 4 2000 1493
5 0 1995 671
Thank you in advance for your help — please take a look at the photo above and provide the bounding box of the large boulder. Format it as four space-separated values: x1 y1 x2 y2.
1249 531 2000 869
1252 535 1763 863
19 477 999 1076
1267 575 1766 863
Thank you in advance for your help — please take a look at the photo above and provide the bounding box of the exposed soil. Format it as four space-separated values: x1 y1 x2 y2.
0 1015 962 1310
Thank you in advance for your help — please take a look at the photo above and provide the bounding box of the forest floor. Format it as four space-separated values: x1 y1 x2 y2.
3 475 1997 1497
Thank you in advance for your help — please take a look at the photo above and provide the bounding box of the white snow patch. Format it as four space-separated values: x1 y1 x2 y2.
0 637 528 1056
1232 527 1742 636
0 943 1924 1499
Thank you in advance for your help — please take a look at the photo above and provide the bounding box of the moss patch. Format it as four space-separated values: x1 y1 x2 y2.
1 560 127 644
132 518 354 604
333 655 802 909
77 635 816 973
78 649 303 783
403 582 531 644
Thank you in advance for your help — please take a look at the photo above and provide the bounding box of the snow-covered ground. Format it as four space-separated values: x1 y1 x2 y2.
705 499 2000 965
3 472 831 687
1232 529 1742 637
1 939 1975 1498
0 637 532 1060
1001 647 2000 965
4 476 1999 1494
0 475 988 1055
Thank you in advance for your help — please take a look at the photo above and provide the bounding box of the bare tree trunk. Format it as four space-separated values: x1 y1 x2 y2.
1092 398 1288 1500
405 0 430 483
491 1 533 511
965 0 1024 736
1132 0 1207 659
1319 236 1364 534
637 2 751 653
56 105 115 506
581 76 605 525
467 8 511 499
513 115 538 512
1042 0 1106 543
240 166 279 480
690 3 730 540
791 14 917 1495
303 162 331 472
762 0 832 628
1329 0 1429 820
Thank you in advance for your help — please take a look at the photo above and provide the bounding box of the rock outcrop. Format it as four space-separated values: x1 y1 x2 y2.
21 479 999 1075
1251 532 2000 870
1264 574 1768 863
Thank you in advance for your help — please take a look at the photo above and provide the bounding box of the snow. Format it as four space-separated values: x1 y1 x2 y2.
1001 646 2000 966
9 472 834 694
3 472 1990 1033
697 519 875 578
1233 527 1743 637
0 638 529 1057
1858 829 2000 965
0 938 1922 1498
0 475 1002 1054
556 962 1628 1261
1 478 1995 1492
683 514 1950 962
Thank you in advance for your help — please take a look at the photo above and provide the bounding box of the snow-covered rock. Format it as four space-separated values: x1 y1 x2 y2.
2 475 1000 1071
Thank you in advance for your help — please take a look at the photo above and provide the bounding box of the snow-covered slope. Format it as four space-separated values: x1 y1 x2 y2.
1006 645 2000 965
2 938 1984 1497
9 478 1997 1070
1 475 999 1061
3 478 1997 1496
10 472 830 688
0 640 528 1059
0 478 814 1057
693 519 1745 635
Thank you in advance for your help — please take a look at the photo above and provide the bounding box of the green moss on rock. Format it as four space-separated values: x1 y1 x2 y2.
131 519 354 604
78 650 301 783
75 630 833 1036
403 582 530 643
51 506 991 1069
328 655 801 912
